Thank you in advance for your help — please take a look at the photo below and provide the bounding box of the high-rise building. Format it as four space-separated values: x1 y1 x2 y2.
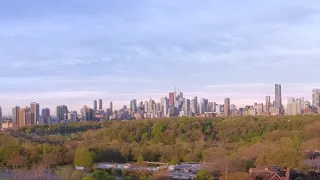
0 106 2 121
199 98 206 114
169 92 175 106
312 89 320 108
224 98 230 117
148 98 154 113
265 96 271 112
130 99 137 113
109 102 113 114
275 84 282 111
56 105 68 121
144 101 149 113
99 99 103 110
81 106 94 121
93 100 97 111
12 106 20 123
287 98 302 115
42 107 50 117
18 108 26 127
163 98 168 117
30 102 39 125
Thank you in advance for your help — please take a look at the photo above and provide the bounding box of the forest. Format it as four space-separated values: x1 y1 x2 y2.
1 115 320 179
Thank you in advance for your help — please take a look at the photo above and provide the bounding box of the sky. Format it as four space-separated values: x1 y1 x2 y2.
0 0 320 115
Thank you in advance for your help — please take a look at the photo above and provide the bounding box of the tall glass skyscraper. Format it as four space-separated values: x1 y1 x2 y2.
312 89 320 108
275 84 282 110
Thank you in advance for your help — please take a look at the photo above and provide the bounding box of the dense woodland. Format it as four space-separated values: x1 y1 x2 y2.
1 115 320 179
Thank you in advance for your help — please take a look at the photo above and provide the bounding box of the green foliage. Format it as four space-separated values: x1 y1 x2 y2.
197 169 214 180
90 170 114 180
74 146 94 168
137 155 144 164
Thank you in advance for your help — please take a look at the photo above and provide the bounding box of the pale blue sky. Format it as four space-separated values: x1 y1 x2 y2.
0 0 320 114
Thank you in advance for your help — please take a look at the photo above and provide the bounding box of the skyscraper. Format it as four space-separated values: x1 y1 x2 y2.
130 99 137 113
42 107 50 117
109 102 113 113
224 98 230 117
93 100 97 111
275 84 282 110
12 106 20 123
30 102 39 125
169 92 175 107
98 99 103 110
0 106 2 121
18 108 26 127
265 96 271 112
312 89 320 108
56 105 68 121
199 98 206 114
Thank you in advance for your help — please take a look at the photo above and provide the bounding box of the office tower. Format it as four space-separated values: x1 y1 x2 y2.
99 99 103 110
81 106 94 121
257 103 263 113
300 97 305 109
30 102 39 125
109 102 113 113
312 89 320 108
182 98 190 112
287 99 302 115
265 96 271 112
160 97 166 111
18 108 26 127
93 100 97 111
130 99 137 113
12 106 20 123
224 98 230 117
0 106 2 121
275 84 282 110
25 110 32 127
41 107 50 117
56 105 68 121
156 103 161 112
169 92 175 106
144 101 149 113
148 99 154 113
199 98 206 114
163 98 168 117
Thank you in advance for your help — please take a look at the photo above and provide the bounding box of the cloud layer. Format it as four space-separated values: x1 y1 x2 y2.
0 0 319 114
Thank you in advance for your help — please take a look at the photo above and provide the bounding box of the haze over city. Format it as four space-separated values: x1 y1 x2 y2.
1 0 320 114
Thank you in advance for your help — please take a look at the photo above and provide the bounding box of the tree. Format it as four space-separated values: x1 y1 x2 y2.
91 170 114 180
196 169 214 180
74 146 94 169
137 155 144 164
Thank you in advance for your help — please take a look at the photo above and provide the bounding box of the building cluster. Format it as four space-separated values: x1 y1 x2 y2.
1 84 320 129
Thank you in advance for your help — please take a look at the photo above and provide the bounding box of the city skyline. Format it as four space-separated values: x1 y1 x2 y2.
0 0 320 114
1 84 319 116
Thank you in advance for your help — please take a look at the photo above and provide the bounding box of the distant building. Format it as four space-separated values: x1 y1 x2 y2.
99 99 103 110
275 84 282 112
0 106 2 121
109 101 113 114
30 102 39 125
68 111 78 122
56 105 68 121
265 96 271 112
93 100 97 111
312 89 320 108
12 106 20 123
169 92 175 107
224 98 230 117
286 98 302 115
